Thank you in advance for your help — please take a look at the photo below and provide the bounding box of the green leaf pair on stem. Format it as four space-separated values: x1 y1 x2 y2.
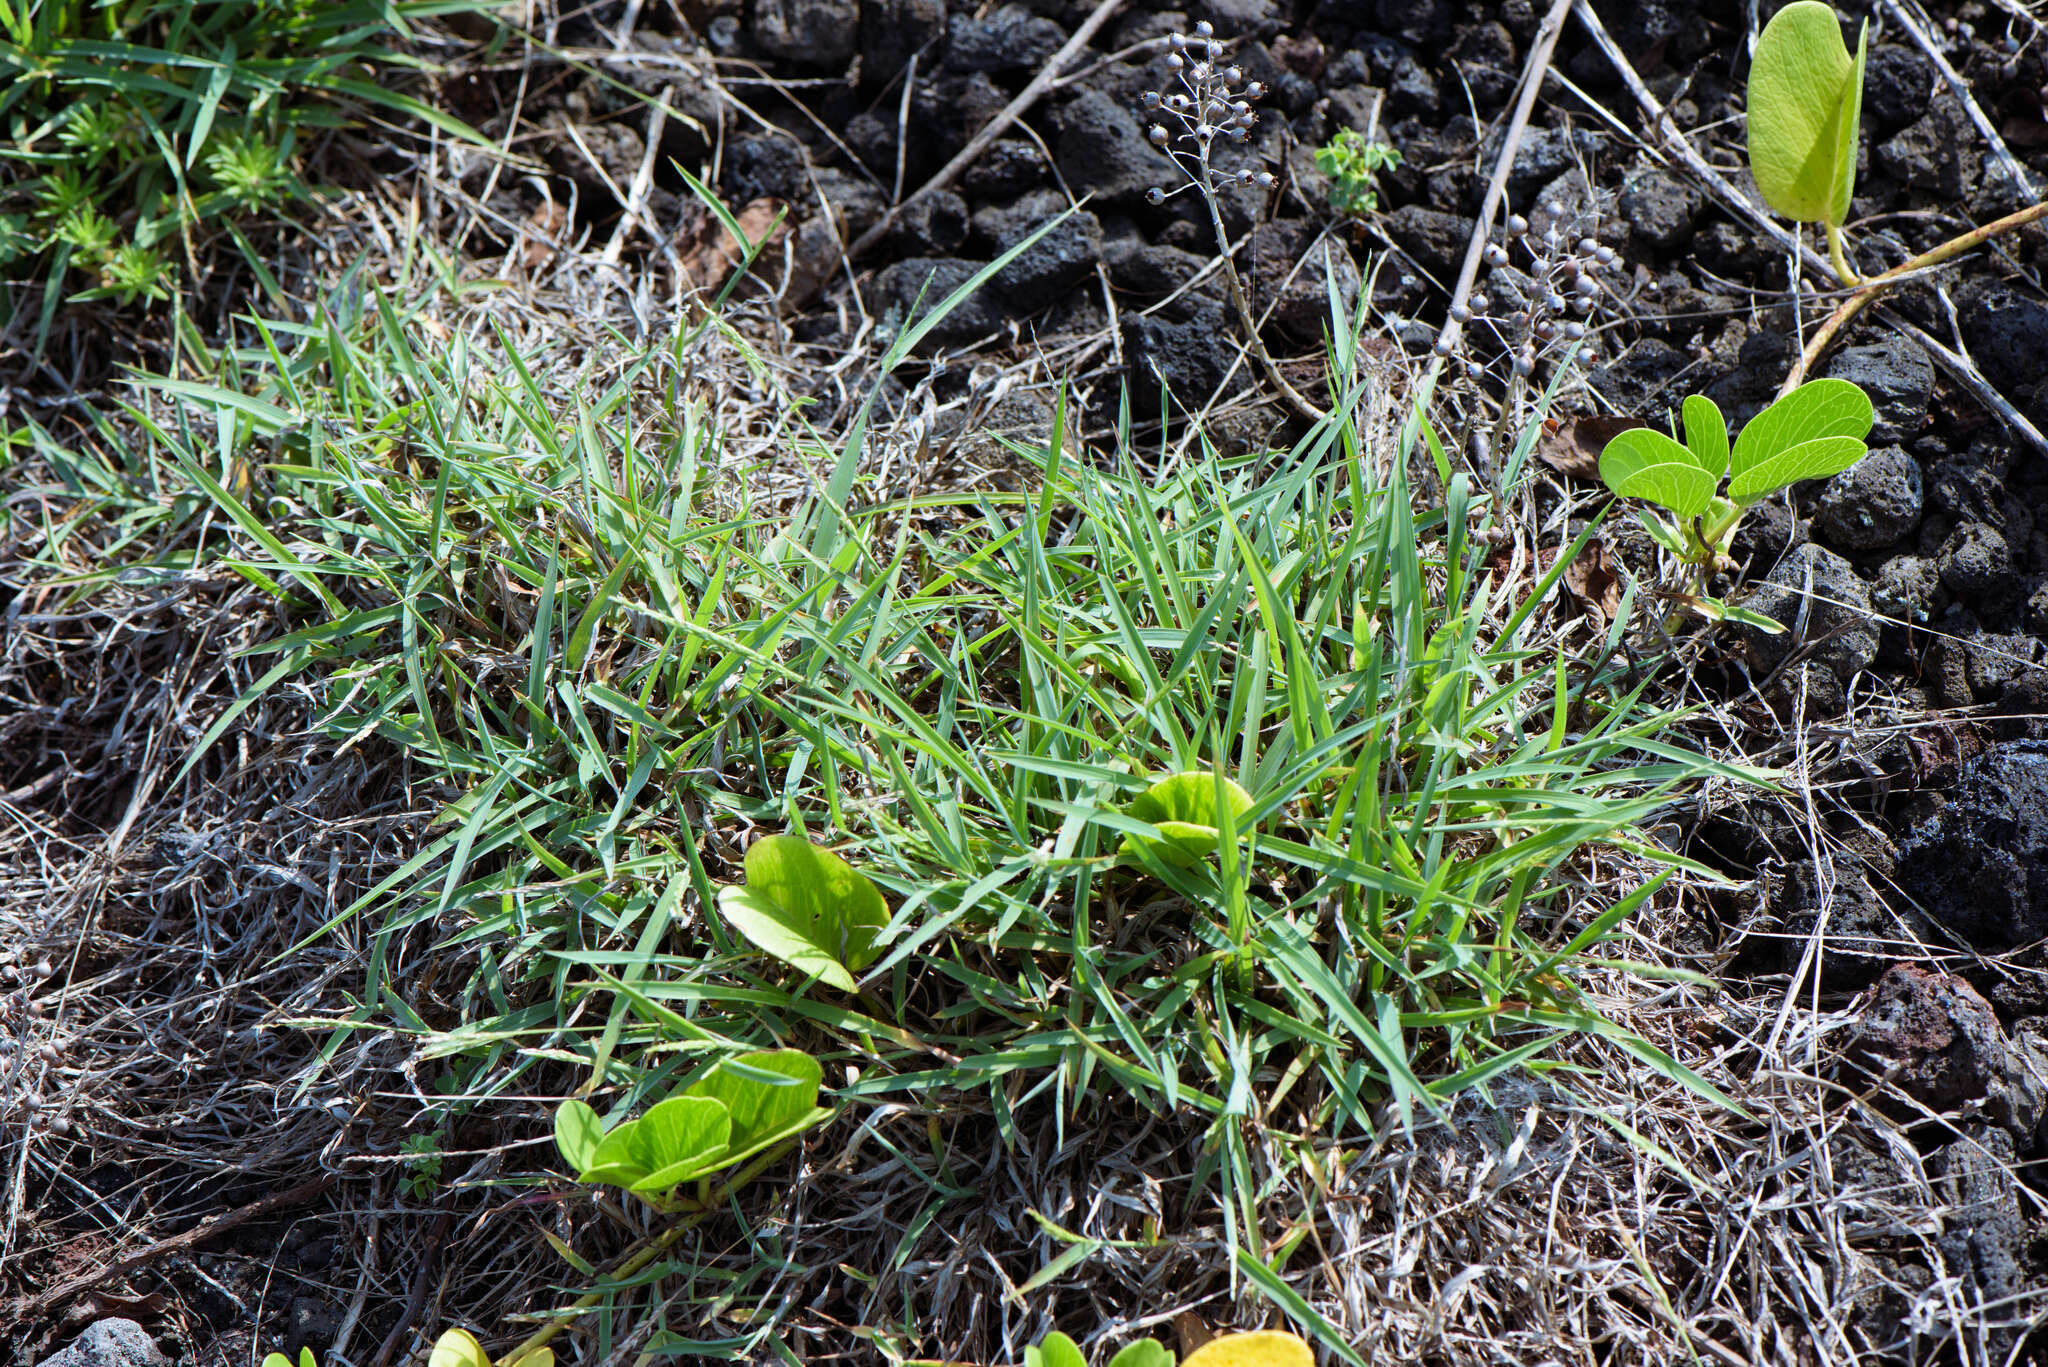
1598 379 1873 617
554 1050 830 1209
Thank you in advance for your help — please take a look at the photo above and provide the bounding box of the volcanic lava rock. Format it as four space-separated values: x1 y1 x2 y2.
1899 740 2048 948
1777 836 1929 989
1054 89 1160 211
1378 205 1473 283
1877 93 1978 201
1823 341 1933 446
1738 542 1880 684
1619 164 1703 249
1844 965 2046 1143
963 140 1048 198
1930 1127 2029 1343
1102 235 1208 297
1123 309 1236 413
1814 447 1924 552
1248 219 1359 343
1589 338 1687 416
872 256 1016 348
1938 522 2019 611
860 0 944 77
752 0 858 64
894 190 970 254
944 4 1065 74
40 1321 167 1367
723 135 808 203
1956 277 2048 401
1863 44 1936 131
972 189 1102 313
1872 553 1940 624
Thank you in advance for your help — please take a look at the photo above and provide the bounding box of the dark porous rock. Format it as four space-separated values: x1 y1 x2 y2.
1930 1127 2028 1341
1899 740 2048 949
1385 54 1439 118
287 1297 343 1356
846 111 895 175
971 189 1102 313
752 0 858 64
2029 579 2048 637
1967 632 2048 703
1863 44 1936 132
1738 542 1879 684
1778 841 1928 990
915 72 1010 161
872 256 1015 348
1877 93 1978 201
40 1320 168 1367
1488 124 1608 202
895 189 970 254
1248 220 1359 344
1378 204 1475 284
813 167 886 239
1054 89 1159 211
1938 521 2019 610
1823 341 1933 445
962 140 1047 198
1365 0 1453 47
1693 220 1770 279
1123 309 1235 415
1813 446 1923 552
1619 164 1703 249
1927 451 2013 531
1845 966 2047 1143
861 0 945 79
943 4 1065 74
1956 276 2048 401
723 134 808 203
1446 21 1516 108
1873 553 1940 625
1197 0 1285 41
1704 328 1798 431
1590 338 1688 417
1102 235 1208 298
1728 495 1794 573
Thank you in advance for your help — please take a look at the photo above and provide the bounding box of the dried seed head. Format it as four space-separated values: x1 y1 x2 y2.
1226 67 1243 83
1206 40 1223 59
1564 321 1587 339
1244 80 1267 98
1544 291 1565 312
1191 61 1211 78
1149 124 1169 146
1506 214 1528 236
1483 244 1508 266
1570 295 1593 315
1513 348 1536 377
1170 32 1187 49
1533 319 1556 341
1466 361 1485 381
1254 170 1274 188
1469 293 1488 312
1167 51 1185 68
1433 337 1455 357
1594 245 1617 265
1448 302 1470 323
1167 93 1191 112
1575 276 1598 297
1146 187 1166 205
1195 123 1215 139
1194 19 1214 36
1143 90 1162 108
1227 124 1248 140
1578 237 1598 255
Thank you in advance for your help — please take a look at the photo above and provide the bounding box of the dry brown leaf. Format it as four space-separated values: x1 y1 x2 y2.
522 200 568 272
1536 414 1644 481
1560 537 1624 624
679 197 791 295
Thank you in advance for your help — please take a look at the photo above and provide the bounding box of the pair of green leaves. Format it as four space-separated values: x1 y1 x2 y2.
554 1049 830 1201
1748 1 1869 229
1597 379 1874 520
1029 1331 1312 1367
716 834 887 992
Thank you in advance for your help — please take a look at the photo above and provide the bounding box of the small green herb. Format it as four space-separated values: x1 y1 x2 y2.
399 1130 446 1199
554 1049 832 1209
714 834 888 992
1599 379 1874 618
1313 129 1402 217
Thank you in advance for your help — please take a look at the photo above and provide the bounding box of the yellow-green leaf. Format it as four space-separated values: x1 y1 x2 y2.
1748 1 1866 226
1180 1331 1315 1367
429 1329 493 1367
1123 770 1255 867
684 1048 831 1164
553 1099 603 1174
714 835 887 992
1597 428 1718 519
1730 377 1872 482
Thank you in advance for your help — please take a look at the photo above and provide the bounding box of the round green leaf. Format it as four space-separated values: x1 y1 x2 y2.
1730 378 1873 481
1726 435 1868 502
626 1094 733 1191
1748 1 1861 225
1026 1334 1090 1367
1106 1341 1176 1367
553 1098 603 1174
715 834 888 992
684 1048 831 1164
1597 428 1718 519
1123 770 1255 867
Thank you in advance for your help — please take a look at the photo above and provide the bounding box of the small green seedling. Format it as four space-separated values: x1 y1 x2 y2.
715 834 887 991
1599 379 1873 617
1314 129 1402 217
554 1049 831 1209
1746 0 1869 282
1027 1330 1310 1367
1121 771 1255 868
262 1353 319 1367
428 1327 553 1367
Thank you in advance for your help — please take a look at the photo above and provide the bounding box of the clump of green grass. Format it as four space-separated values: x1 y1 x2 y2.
0 0 481 328
86 246 1748 1356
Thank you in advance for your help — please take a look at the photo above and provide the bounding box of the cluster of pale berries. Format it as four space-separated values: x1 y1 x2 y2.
1139 22 1276 205
1439 210 1617 379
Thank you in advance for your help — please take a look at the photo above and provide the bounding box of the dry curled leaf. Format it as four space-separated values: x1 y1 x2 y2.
679 197 791 295
522 200 568 272
1560 537 1623 625
1537 415 1645 481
